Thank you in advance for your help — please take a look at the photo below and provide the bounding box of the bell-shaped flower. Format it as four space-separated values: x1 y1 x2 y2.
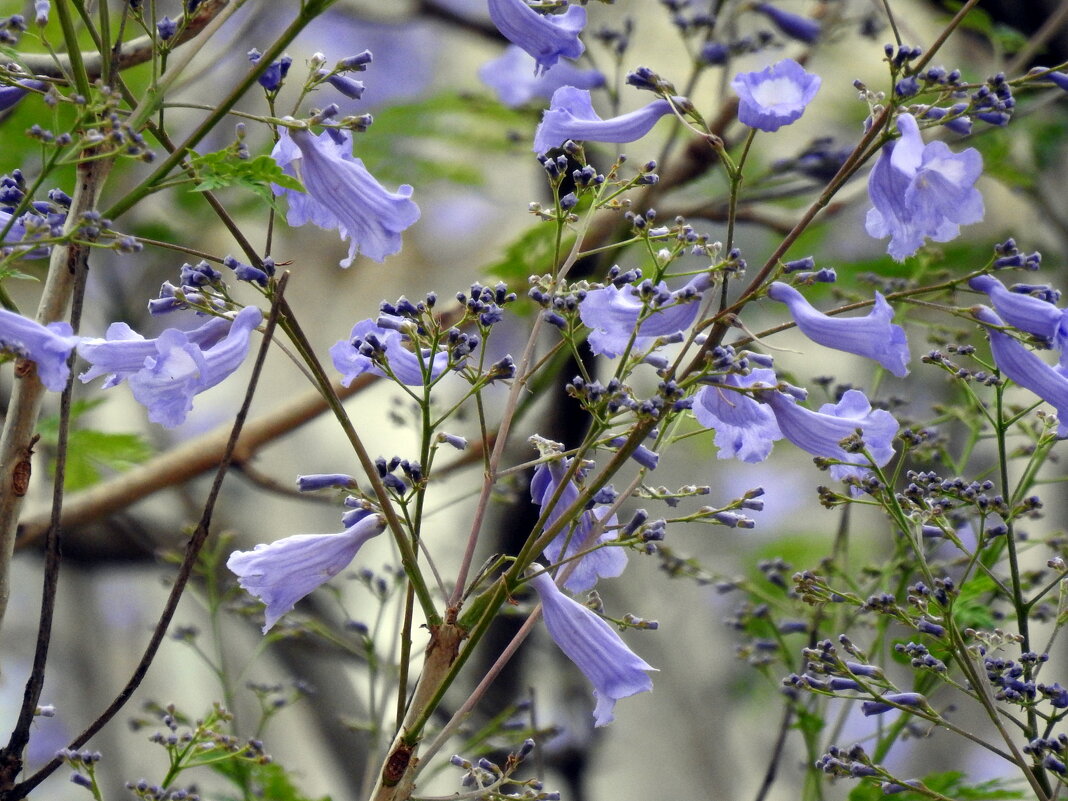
533 87 673 154
0 309 80 391
479 45 605 108
767 282 911 377
531 459 627 593
578 275 710 358
968 275 1068 349
78 306 262 428
692 369 783 463
759 388 899 482
487 0 586 75
865 113 984 261
329 316 450 387
227 513 386 632
529 571 655 726
973 306 1068 436
730 58 821 133
272 126 420 267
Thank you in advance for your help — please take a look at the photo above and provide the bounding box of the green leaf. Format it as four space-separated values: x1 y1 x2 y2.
37 400 153 491
188 151 304 210
485 222 575 284
212 760 332 801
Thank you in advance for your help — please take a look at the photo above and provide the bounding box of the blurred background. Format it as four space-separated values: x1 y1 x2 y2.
2 0 1068 799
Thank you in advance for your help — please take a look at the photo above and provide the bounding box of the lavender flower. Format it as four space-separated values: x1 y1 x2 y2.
227 513 386 632
730 59 821 133
487 0 586 75
968 275 1068 349
973 306 1068 436
479 45 604 108
0 309 79 391
865 113 984 261
531 460 627 592
78 306 262 427
861 692 928 716
272 126 420 266
529 571 655 726
0 78 46 112
767 282 911 377
578 275 709 358
533 87 673 154
760 388 899 482
692 369 783 463
329 317 450 387
753 3 820 43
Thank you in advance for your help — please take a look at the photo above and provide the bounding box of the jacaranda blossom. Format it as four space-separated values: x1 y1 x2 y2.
533 87 673 154
479 45 604 108
0 79 46 113
865 113 984 261
487 0 586 75
272 126 420 266
78 306 262 428
974 306 1068 436
767 282 911 377
753 3 821 43
968 275 1068 349
730 59 821 133
578 274 711 358
529 571 655 726
531 460 626 592
692 369 782 463
227 513 386 632
759 388 899 482
0 309 80 391
329 316 450 387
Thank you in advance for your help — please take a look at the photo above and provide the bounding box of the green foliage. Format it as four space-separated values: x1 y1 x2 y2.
847 771 1027 801
485 222 576 284
188 151 305 210
37 400 152 490
212 761 332 801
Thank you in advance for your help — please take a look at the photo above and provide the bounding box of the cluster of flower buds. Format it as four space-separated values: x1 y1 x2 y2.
309 50 373 100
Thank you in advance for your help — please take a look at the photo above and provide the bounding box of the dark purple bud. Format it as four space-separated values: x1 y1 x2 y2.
753 2 820 43
157 15 177 40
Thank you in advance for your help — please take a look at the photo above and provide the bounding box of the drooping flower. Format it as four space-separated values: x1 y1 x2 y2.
528 571 655 726
968 275 1068 349
730 58 821 133
479 45 604 108
973 306 1068 436
767 282 911 377
753 3 821 43
865 113 984 261
329 316 450 387
271 126 420 266
533 86 674 154
487 0 586 75
692 369 783 463
578 274 710 358
759 388 899 482
0 309 80 391
78 306 262 428
227 513 386 632
530 460 626 593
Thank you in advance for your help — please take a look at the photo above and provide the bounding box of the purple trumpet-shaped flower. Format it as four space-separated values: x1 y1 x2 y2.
531 460 627 593
487 0 586 75
767 282 911 377
865 113 984 261
227 513 386 632
0 79 46 112
692 369 783 463
529 571 654 726
272 126 420 266
578 275 710 358
731 59 821 133
759 388 899 482
533 87 673 154
78 306 262 428
753 3 821 43
973 306 1068 436
0 309 79 391
968 275 1068 349
479 45 604 108
329 316 450 387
